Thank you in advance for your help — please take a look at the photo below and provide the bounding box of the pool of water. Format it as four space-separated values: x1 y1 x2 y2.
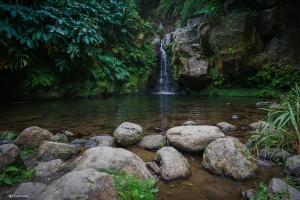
0 95 283 199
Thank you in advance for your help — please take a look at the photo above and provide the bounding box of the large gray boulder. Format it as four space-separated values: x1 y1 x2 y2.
35 168 117 200
202 138 258 182
0 144 22 170
284 155 300 177
166 125 225 152
38 141 80 161
74 147 154 180
137 135 166 151
113 122 142 147
13 126 53 149
13 182 47 200
155 147 191 182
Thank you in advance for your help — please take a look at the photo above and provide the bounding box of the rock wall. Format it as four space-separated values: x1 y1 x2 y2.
150 0 300 92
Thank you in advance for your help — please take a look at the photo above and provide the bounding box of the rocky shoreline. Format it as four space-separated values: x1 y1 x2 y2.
1 115 300 199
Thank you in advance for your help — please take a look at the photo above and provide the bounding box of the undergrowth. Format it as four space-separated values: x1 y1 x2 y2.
103 169 158 200
0 166 35 186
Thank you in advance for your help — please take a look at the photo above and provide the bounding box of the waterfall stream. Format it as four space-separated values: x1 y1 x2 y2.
153 36 177 94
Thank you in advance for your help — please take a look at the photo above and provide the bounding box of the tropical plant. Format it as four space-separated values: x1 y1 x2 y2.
0 166 35 186
248 84 300 157
103 169 158 200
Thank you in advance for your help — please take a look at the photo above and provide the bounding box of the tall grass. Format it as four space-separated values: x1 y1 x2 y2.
248 84 300 157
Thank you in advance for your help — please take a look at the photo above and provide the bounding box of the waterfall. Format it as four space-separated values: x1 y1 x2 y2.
153 36 177 94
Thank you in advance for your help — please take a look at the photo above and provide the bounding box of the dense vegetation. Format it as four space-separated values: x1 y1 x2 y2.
0 0 156 101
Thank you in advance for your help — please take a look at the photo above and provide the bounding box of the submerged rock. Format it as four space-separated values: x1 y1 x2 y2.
113 122 142 147
38 141 80 161
216 122 236 132
181 121 197 126
71 136 114 148
35 168 117 200
166 125 225 152
155 147 191 182
202 138 258 182
13 126 53 149
137 135 166 151
0 143 22 170
74 147 154 180
249 121 269 131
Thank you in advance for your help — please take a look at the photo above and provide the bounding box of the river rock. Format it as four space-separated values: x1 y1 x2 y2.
284 156 300 177
202 138 258 182
181 121 197 126
35 159 62 178
113 122 142 147
74 147 154 180
35 168 117 200
137 135 166 151
258 148 291 162
13 182 47 200
249 121 269 131
89 136 114 147
53 133 68 143
216 122 236 132
38 141 80 161
166 125 225 152
0 144 22 170
267 178 300 199
255 102 271 107
12 126 53 149
155 147 191 182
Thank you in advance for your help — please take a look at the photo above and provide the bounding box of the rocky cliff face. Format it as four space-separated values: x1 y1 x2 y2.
150 0 300 93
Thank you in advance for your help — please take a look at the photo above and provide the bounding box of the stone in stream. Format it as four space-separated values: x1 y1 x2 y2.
154 147 191 182
181 121 197 126
12 126 53 149
53 133 68 143
38 141 80 161
0 143 22 170
137 135 166 151
202 138 258 182
166 125 225 152
34 168 117 200
74 147 154 180
113 122 142 147
70 136 114 148
249 121 269 131
216 122 236 132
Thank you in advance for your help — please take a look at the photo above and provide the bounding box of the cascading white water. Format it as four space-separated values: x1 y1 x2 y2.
154 37 177 94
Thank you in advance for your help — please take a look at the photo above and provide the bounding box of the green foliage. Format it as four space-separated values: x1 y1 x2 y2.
194 0 221 17
0 166 35 186
0 0 156 98
247 65 300 97
103 169 158 200
248 84 300 156
282 175 300 191
20 148 34 160
209 68 226 87
248 181 289 200
0 131 16 139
